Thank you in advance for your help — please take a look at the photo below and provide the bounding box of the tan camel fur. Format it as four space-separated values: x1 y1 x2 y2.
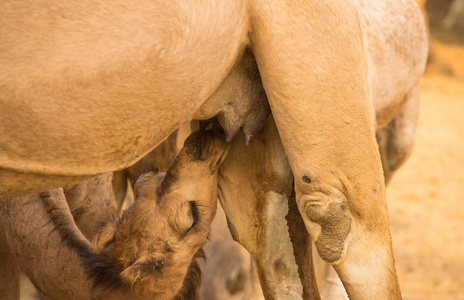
1 189 124 300
415 0 435 65
177 2 429 296
112 130 180 213
0 130 229 300
0 0 427 298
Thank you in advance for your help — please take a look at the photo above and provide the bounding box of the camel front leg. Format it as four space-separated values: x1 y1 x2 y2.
249 0 401 298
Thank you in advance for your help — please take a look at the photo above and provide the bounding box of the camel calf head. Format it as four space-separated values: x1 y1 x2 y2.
90 130 229 299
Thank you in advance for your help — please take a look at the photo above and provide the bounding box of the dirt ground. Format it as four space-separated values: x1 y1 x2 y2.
389 61 464 300
18 2 464 300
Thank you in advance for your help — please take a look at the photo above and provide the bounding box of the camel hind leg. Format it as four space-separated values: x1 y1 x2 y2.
377 86 420 185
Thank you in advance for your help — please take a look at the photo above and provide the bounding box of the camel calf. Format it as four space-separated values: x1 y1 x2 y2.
0 129 229 300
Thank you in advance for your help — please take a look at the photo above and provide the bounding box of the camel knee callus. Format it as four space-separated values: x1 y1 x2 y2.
297 180 352 264
305 201 351 263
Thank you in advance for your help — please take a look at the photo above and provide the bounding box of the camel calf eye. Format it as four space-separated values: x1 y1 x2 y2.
188 201 199 230
181 201 200 236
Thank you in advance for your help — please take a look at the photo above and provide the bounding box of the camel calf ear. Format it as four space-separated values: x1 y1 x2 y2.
92 222 117 252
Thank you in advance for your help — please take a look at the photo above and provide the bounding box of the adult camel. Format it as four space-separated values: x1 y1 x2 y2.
218 1 427 299
0 0 427 299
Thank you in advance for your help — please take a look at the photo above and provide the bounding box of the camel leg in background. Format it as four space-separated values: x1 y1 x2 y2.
442 0 464 30
200 206 265 300
377 87 420 185
0 222 20 300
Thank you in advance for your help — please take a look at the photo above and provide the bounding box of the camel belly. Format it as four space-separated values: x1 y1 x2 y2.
0 0 249 197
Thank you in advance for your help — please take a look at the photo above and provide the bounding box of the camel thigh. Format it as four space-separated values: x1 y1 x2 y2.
0 222 20 300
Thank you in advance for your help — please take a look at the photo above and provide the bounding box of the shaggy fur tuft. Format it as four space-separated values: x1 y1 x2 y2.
80 246 125 292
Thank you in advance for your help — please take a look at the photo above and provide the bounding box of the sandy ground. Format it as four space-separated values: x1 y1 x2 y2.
388 50 464 299
18 2 464 300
